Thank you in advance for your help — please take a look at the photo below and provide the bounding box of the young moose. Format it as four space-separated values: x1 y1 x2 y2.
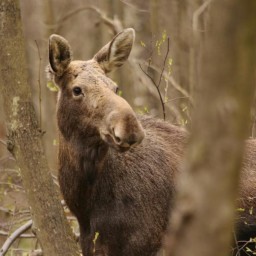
48 29 256 255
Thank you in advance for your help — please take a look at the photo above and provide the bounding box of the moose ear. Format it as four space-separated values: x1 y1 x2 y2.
48 34 72 76
94 28 135 73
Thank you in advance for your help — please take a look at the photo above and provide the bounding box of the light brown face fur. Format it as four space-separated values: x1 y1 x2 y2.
48 29 144 152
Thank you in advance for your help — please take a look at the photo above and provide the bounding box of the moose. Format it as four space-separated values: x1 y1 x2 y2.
47 28 256 255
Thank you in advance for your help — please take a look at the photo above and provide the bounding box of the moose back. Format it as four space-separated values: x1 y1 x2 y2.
47 28 256 256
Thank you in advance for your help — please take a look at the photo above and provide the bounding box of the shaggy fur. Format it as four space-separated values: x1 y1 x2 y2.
58 115 186 255
48 29 256 256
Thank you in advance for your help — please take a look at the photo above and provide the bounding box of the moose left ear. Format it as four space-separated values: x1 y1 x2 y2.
94 28 135 73
49 34 72 76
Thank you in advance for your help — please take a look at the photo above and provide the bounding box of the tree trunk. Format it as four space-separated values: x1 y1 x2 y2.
164 1 256 256
0 1 80 255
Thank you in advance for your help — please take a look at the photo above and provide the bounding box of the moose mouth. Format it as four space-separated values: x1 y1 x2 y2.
100 133 131 152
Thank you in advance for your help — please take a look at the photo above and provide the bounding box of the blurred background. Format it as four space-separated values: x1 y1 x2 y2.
0 0 255 254
0 0 200 171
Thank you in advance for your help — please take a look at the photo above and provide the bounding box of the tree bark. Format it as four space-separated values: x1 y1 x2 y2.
0 1 80 255
164 1 256 256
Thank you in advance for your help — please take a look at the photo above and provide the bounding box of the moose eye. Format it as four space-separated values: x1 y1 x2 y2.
73 86 82 96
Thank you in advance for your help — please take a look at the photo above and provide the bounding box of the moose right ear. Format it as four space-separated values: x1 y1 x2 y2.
49 34 72 76
93 28 135 73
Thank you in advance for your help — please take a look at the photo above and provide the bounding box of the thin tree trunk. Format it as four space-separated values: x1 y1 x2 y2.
0 1 80 255
164 1 256 256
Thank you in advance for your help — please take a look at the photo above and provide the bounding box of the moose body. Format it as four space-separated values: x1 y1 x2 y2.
58 115 185 255
48 28 256 255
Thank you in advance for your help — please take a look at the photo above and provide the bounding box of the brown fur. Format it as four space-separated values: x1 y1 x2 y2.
47 29 256 256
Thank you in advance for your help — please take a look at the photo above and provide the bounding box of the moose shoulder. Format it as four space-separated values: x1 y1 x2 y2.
47 28 256 256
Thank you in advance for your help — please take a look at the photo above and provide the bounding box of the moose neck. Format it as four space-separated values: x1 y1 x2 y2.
59 127 109 185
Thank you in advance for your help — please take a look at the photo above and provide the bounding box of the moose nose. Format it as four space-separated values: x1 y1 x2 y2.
108 110 145 149
113 128 143 147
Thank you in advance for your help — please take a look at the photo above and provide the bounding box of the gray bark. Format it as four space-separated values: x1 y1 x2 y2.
0 1 80 255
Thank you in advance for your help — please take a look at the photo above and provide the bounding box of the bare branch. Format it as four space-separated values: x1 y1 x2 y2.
157 37 170 88
137 37 173 120
53 6 123 34
119 0 149 13
192 0 213 32
133 59 192 103
0 220 32 256
139 64 166 120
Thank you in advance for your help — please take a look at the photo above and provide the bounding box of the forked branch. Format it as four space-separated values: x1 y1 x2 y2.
139 37 171 120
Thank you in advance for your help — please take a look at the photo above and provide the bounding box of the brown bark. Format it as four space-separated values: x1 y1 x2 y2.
0 1 80 255
165 1 256 256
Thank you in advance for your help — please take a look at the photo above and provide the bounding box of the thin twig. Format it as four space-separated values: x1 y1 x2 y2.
56 6 101 25
235 240 252 256
0 220 32 256
133 59 192 103
233 230 240 256
137 36 172 120
157 37 170 88
139 64 166 120
35 40 42 130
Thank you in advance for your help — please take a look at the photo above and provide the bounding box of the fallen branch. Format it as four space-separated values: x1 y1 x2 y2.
0 220 32 256
0 230 34 238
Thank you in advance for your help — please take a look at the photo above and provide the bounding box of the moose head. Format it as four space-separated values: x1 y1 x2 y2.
47 28 145 152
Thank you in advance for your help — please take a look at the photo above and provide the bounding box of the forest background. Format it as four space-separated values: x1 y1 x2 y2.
0 0 256 255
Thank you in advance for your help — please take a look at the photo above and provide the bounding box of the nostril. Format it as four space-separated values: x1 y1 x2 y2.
114 135 121 144
112 127 122 144
128 139 137 146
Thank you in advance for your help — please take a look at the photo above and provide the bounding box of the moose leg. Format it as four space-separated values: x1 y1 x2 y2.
79 227 94 256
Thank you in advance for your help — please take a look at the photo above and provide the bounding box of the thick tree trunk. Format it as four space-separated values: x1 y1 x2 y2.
164 1 256 256
0 1 80 255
